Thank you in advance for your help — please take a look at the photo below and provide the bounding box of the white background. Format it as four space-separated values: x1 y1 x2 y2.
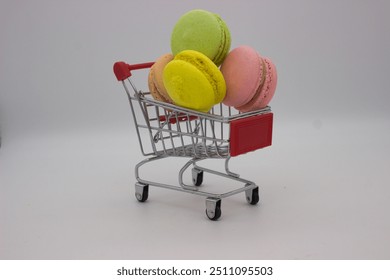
1 0 389 259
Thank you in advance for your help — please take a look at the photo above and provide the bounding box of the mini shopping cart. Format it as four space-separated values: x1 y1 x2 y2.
113 61 273 220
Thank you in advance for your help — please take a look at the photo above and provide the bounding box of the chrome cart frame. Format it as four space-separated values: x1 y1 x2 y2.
113 61 273 220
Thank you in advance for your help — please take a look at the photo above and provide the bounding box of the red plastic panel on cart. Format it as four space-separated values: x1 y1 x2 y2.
159 114 198 124
229 113 273 157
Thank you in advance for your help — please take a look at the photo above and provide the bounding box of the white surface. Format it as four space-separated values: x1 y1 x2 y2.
1 119 390 259
1 0 390 259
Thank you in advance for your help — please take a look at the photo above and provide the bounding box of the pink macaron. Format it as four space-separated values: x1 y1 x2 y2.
221 45 277 112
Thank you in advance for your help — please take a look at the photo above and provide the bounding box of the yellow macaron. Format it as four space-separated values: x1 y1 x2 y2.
163 50 226 112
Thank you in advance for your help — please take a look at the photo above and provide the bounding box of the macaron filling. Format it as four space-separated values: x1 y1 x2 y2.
235 56 277 112
148 54 174 104
256 57 277 107
236 56 267 111
212 13 231 66
148 70 171 103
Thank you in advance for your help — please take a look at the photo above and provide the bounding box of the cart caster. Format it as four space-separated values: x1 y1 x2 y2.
245 185 259 205
192 168 203 186
135 182 149 202
205 197 222 221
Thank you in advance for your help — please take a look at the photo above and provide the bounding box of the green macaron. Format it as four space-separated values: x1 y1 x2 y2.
171 9 231 66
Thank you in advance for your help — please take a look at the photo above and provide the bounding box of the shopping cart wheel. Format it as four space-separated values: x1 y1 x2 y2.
192 168 204 186
135 182 149 202
245 185 259 205
205 197 222 221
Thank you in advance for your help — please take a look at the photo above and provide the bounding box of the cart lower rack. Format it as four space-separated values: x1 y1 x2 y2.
114 61 273 220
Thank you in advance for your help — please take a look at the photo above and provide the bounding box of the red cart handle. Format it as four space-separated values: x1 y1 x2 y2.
113 61 154 81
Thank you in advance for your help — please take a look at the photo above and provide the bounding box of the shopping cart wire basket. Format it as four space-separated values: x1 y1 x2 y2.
113 61 273 220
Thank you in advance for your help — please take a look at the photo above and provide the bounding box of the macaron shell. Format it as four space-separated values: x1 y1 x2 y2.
148 53 174 103
148 70 168 102
221 46 264 107
171 9 230 66
174 50 226 104
236 57 277 112
212 13 231 66
163 60 216 112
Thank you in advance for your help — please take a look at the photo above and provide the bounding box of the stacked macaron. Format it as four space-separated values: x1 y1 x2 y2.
148 53 174 104
163 50 226 112
147 9 229 112
221 46 277 112
171 9 231 66
147 9 277 113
